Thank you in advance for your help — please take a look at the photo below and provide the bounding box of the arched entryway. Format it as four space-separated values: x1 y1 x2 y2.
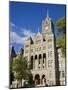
41 75 46 86
35 74 40 85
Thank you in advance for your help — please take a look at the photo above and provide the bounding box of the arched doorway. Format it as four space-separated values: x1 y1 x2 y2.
41 75 46 86
35 74 40 85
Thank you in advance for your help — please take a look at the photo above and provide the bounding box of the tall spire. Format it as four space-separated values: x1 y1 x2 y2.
47 9 49 18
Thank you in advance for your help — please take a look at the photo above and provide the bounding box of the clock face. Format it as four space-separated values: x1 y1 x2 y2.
45 26 49 30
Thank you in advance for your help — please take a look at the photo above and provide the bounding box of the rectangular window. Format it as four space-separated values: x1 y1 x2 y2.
50 51 52 57
48 51 52 58
48 60 53 67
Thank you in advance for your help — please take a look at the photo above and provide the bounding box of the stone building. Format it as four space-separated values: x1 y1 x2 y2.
24 12 66 86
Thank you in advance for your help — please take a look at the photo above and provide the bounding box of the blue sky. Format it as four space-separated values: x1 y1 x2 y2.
10 1 66 53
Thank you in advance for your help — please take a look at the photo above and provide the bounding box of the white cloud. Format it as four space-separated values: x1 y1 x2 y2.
10 31 27 44
10 23 36 45
10 22 15 27
21 28 36 39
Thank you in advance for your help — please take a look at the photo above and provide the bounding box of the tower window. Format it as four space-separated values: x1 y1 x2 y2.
48 51 52 58
43 38 46 41
50 51 52 57
48 60 53 67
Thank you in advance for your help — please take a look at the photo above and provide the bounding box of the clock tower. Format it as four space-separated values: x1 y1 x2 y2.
42 11 54 34
42 11 58 85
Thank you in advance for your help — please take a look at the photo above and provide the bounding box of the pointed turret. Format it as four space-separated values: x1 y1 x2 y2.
46 10 49 19
42 10 54 34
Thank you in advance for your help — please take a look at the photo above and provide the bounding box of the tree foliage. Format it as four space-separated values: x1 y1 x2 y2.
56 17 66 57
56 37 66 57
12 54 31 87
56 17 66 34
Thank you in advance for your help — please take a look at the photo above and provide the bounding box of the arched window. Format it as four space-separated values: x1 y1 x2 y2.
35 55 37 59
39 54 42 59
41 75 46 85
42 75 45 79
31 56 33 60
30 56 33 69
43 53 46 67
43 38 46 42
35 74 40 84
43 53 46 58
39 54 42 64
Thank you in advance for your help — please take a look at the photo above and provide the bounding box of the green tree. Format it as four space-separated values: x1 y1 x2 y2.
12 54 31 87
56 17 66 34
56 17 66 57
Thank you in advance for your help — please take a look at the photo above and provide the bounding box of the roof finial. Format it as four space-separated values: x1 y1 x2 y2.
47 9 49 18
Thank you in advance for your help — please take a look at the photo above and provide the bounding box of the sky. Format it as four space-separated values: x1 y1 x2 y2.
9 1 66 53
